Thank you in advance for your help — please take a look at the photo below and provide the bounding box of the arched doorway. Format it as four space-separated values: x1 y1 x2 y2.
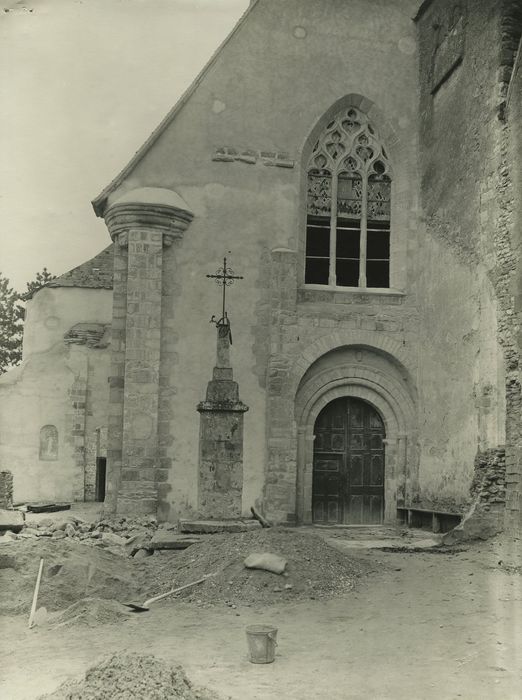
312 396 385 525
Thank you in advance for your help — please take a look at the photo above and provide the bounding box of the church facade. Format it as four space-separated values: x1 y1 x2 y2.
1 0 521 536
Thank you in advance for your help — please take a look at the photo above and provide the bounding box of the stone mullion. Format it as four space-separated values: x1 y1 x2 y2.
359 176 368 288
329 175 338 286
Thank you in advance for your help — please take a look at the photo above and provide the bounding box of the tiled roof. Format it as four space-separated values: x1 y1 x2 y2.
46 245 114 292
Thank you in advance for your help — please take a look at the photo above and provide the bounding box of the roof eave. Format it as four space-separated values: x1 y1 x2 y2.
91 0 260 219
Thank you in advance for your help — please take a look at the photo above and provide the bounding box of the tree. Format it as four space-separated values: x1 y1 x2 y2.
22 267 56 300
0 273 24 373
0 268 56 375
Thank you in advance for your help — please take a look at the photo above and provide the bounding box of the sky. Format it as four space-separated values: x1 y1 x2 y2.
0 0 249 291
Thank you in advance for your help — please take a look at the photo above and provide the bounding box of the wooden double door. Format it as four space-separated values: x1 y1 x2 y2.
312 397 385 525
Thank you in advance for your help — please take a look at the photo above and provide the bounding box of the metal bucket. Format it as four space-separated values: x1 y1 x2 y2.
245 624 278 664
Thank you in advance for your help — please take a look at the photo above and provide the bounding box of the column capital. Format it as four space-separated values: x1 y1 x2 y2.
105 187 194 246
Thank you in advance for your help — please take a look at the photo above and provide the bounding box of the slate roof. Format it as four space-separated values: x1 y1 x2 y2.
45 245 114 292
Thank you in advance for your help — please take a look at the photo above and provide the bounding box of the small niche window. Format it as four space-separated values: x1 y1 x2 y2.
39 425 58 461
305 107 392 289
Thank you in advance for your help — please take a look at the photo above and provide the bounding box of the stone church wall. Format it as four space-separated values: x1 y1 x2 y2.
103 0 422 521
96 0 516 525
504 29 522 538
0 287 112 504
414 0 508 515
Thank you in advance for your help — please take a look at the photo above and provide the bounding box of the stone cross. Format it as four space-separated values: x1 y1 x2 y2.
206 256 243 326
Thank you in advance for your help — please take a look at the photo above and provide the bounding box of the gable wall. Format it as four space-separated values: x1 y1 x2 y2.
101 0 510 522
105 0 423 520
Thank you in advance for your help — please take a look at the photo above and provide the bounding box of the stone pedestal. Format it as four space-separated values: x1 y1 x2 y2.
197 323 248 518
103 188 193 516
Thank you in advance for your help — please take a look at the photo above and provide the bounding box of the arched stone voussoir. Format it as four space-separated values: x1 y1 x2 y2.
289 330 414 398
296 367 415 437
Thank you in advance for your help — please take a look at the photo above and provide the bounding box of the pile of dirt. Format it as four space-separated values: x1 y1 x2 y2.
48 597 133 629
0 538 144 615
0 527 369 618
39 652 223 700
139 527 369 607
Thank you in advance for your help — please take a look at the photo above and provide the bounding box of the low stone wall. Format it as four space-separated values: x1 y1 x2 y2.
0 471 14 509
471 448 507 509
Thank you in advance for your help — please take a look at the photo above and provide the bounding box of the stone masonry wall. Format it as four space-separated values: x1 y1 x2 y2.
264 249 299 523
0 471 13 509
263 245 421 523
118 230 164 514
471 448 507 510
65 375 88 501
503 9 522 537
105 238 128 512
416 0 508 520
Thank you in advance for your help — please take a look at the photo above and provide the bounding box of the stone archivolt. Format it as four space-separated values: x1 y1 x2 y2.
294 356 416 524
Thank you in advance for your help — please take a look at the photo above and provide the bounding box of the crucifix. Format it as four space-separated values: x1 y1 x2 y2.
206 255 243 344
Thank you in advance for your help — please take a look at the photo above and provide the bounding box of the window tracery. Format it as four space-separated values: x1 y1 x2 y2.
305 107 392 289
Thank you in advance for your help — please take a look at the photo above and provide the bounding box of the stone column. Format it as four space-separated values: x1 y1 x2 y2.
197 321 249 518
104 188 193 515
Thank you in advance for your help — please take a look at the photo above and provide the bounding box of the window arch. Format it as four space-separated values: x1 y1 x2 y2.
305 107 392 289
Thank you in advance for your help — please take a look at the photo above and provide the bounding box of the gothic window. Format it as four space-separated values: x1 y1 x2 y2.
305 108 392 288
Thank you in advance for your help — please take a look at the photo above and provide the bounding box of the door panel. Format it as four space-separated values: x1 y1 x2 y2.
312 397 385 525
312 454 343 525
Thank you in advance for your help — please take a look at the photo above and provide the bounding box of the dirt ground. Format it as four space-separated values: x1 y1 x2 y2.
1 508 521 700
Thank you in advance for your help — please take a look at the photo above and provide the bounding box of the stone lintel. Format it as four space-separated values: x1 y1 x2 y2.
149 532 200 550
179 519 261 534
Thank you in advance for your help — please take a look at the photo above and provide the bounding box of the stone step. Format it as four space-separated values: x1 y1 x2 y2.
149 531 200 550
179 519 262 535
0 509 25 533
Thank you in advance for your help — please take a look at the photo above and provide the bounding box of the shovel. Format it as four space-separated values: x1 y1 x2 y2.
126 573 215 612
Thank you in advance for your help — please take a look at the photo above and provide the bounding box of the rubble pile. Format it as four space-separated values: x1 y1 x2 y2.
39 652 223 700
1 516 369 617
2 514 158 556
142 527 369 607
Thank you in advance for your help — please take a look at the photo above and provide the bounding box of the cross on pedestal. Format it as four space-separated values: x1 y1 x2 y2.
206 256 244 329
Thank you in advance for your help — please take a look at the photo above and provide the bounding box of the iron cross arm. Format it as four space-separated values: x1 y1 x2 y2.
206 256 244 322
